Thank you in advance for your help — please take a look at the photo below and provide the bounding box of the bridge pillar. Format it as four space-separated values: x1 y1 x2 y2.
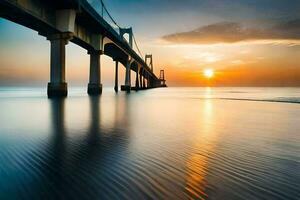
149 75 153 88
145 54 153 72
119 27 133 48
139 68 143 89
114 61 119 92
149 77 152 88
88 50 102 95
146 74 149 88
47 34 72 97
135 66 140 91
143 74 146 89
147 74 150 88
121 60 131 92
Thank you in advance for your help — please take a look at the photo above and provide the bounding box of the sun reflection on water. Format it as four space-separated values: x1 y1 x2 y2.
184 98 218 199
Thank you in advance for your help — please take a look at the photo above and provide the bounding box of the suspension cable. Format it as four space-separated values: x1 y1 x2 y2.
133 33 143 58
98 0 121 29
96 0 144 58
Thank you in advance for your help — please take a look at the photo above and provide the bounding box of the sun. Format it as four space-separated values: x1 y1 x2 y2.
203 69 214 78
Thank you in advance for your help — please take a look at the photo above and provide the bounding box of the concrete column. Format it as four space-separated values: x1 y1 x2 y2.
146 74 150 88
143 74 146 89
47 34 71 97
148 77 152 88
146 74 149 88
114 61 118 92
148 75 152 88
119 28 133 48
139 68 143 89
125 61 131 86
121 59 131 92
135 66 140 91
88 50 102 95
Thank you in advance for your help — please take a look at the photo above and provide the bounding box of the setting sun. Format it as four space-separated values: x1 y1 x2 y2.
203 69 214 78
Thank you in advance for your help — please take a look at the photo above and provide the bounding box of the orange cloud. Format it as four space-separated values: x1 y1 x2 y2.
162 20 300 45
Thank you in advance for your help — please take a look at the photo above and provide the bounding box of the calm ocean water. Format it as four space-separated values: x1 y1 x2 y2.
0 87 299 200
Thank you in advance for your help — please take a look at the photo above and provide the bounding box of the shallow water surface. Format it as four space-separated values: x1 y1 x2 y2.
0 87 299 199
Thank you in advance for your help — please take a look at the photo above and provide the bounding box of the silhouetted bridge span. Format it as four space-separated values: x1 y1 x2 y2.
0 0 167 97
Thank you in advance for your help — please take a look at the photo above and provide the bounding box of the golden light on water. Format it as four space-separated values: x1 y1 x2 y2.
203 69 214 79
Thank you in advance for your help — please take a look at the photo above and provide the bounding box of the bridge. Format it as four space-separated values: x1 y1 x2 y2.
0 0 167 97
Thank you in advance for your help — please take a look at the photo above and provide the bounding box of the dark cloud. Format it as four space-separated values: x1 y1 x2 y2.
162 19 300 44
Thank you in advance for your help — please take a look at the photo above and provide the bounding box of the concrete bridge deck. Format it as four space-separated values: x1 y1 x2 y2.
0 0 167 97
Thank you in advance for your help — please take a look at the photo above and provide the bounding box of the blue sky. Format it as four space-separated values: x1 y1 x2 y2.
99 0 300 35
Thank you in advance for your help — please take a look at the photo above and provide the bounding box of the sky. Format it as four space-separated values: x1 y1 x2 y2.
0 0 300 86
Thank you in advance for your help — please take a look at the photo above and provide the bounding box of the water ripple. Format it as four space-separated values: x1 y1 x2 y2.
0 88 299 199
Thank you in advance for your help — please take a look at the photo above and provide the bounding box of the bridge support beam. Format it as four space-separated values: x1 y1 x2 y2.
143 75 146 89
139 68 143 89
135 66 140 91
146 75 149 88
121 60 131 92
47 34 71 97
148 75 151 88
114 61 118 92
88 50 102 95
148 77 152 88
